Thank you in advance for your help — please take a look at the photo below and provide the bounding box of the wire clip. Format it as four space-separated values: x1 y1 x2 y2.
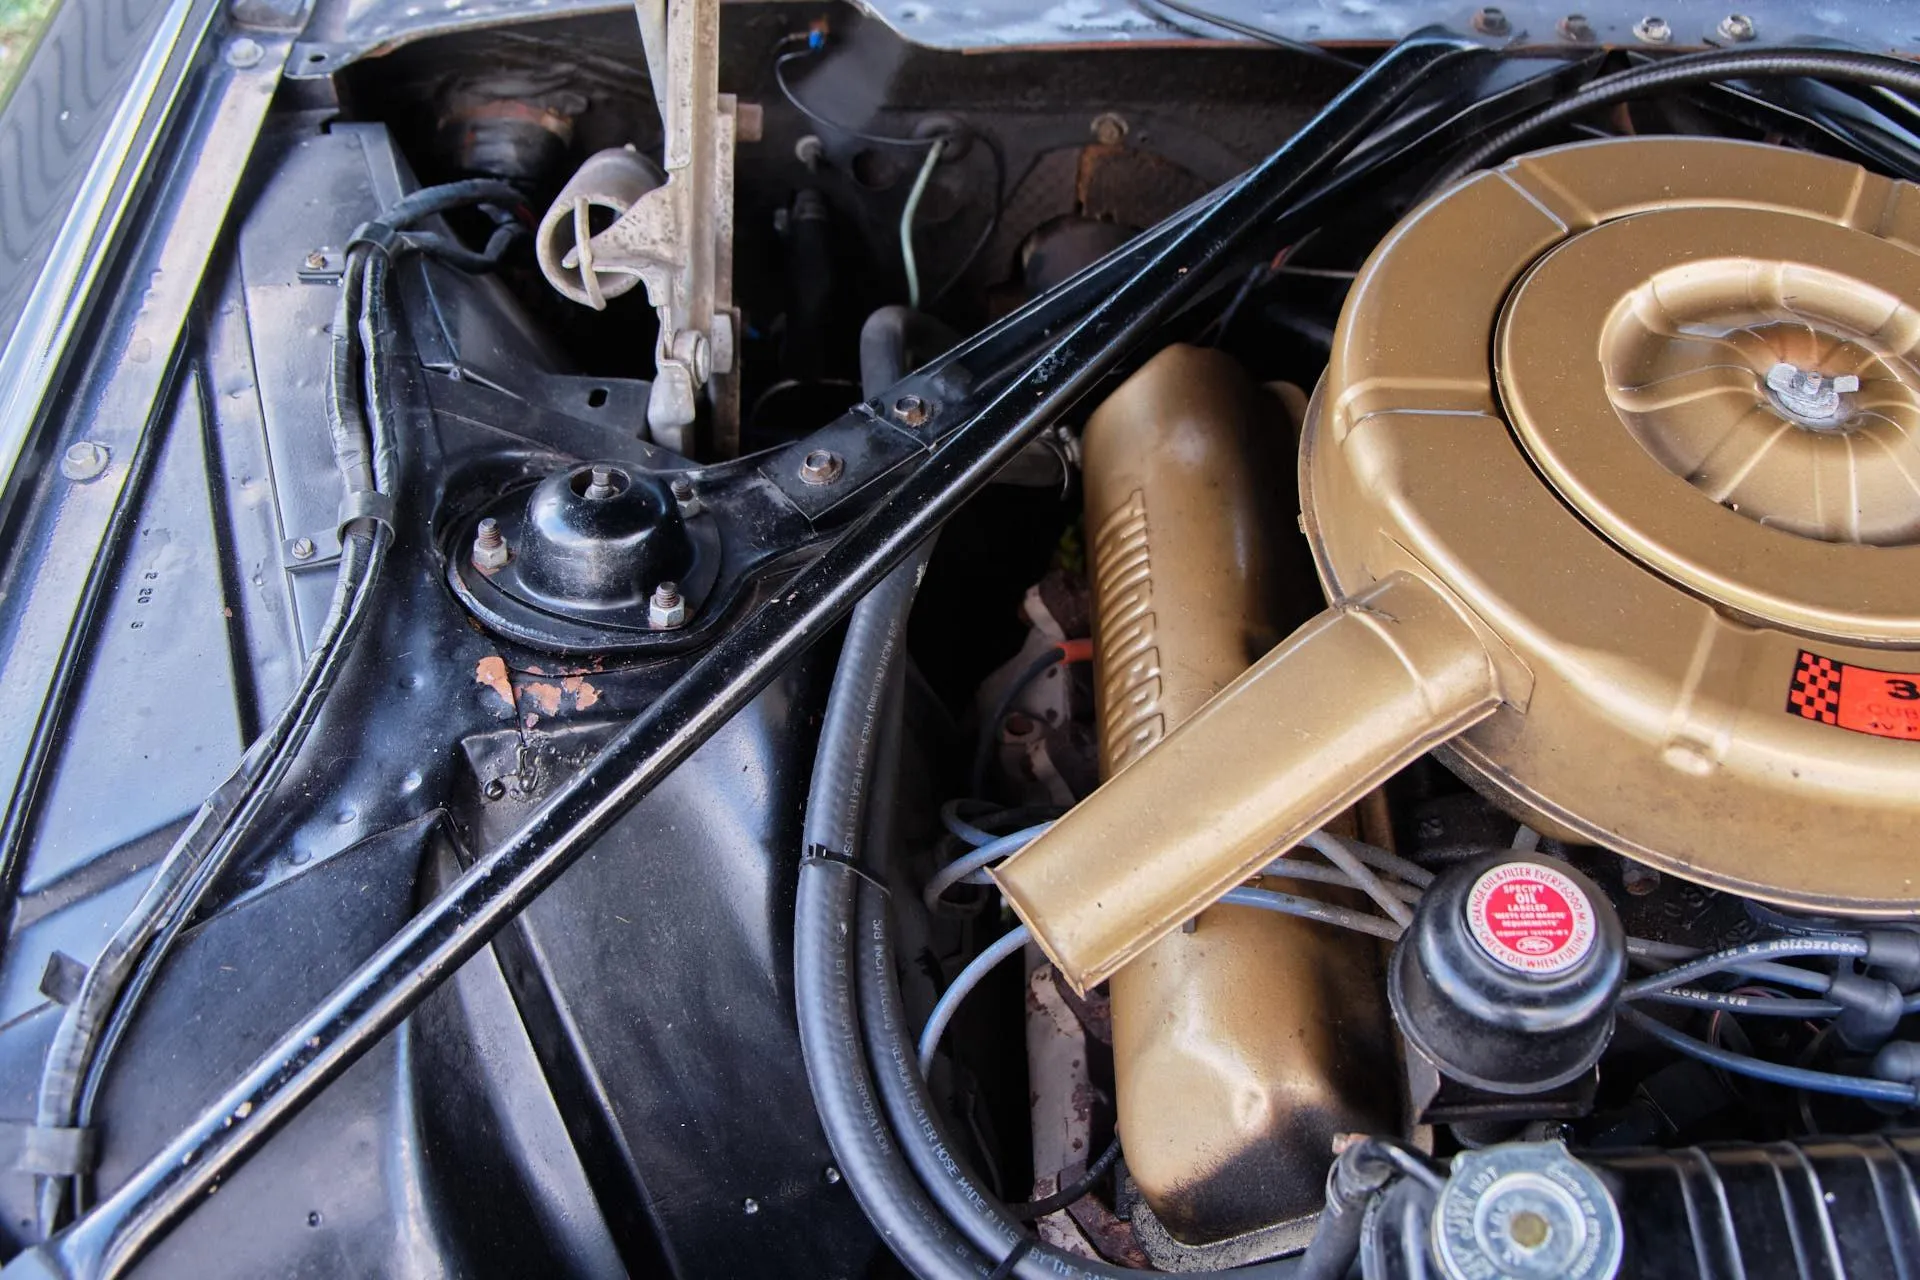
337 490 397 539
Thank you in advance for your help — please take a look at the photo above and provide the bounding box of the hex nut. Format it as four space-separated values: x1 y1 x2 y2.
1473 6 1511 36
471 517 510 571
583 465 619 501
226 36 264 68
1622 864 1662 896
60 441 110 482
891 394 933 427
1717 11 1755 40
1633 14 1672 42
649 581 688 630
1090 112 1128 146
798 449 844 487
291 537 318 561
1557 12 1595 40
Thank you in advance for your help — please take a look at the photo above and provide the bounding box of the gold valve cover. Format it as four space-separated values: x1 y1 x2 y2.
1303 136 1920 916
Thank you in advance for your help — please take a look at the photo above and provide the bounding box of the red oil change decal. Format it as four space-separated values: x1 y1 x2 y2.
1466 862 1595 976
1787 650 1920 742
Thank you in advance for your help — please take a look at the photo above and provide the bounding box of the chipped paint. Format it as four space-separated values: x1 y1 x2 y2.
521 682 563 716
562 675 601 710
480 656 608 727
474 655 513 707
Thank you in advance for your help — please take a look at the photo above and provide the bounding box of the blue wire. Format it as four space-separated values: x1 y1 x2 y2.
922 823 1055 912
1220 887 1403 942
937 799 1001 848
1639 987 1843 1018
1620 1007 1918 1106
1622 936 1866 1000
918 925 1031 1076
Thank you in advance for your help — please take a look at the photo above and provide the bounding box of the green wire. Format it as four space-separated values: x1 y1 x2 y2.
900 136 946 309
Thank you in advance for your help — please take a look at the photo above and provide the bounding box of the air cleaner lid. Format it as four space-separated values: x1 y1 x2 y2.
1499 205 1920 644
1304 136 1920 918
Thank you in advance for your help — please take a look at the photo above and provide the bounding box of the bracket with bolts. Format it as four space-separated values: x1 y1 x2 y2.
534 0 740 457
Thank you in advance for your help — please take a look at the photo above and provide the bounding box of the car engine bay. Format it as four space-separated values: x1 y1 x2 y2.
2 2 1920 1276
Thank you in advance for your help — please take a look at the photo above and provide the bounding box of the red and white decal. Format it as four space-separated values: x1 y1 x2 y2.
1787 649 1920 741
1466 861 1595 976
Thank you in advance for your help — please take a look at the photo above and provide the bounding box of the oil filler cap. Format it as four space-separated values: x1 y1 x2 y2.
1466 861 1596 977
1389 856 1624 1094
1432 1143 1622 1280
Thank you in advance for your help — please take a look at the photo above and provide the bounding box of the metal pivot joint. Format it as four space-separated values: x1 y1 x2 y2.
535 0 739 457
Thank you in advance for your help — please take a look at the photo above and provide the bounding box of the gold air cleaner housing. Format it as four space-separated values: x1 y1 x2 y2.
995 137 1920 993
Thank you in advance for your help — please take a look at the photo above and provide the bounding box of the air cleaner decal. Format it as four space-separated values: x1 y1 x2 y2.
1787 650 1920 741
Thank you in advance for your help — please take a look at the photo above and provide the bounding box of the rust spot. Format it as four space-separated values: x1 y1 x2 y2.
562 675 601 710
475 656 513 707
1066 1198 1149 1268
1075 144 1208 230
521 682 563 716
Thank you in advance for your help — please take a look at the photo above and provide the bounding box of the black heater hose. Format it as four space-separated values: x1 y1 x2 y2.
797 299 989 1278
852 881 1307 1280
799 309 1310 1277
796 537 986 1279
1433 46 1920 188
794 528 1180 1280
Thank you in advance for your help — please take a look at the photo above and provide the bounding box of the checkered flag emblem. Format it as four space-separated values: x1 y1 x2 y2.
1787 651 1842 725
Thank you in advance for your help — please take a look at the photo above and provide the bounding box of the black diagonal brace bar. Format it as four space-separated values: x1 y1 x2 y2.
13 34 1478 1280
